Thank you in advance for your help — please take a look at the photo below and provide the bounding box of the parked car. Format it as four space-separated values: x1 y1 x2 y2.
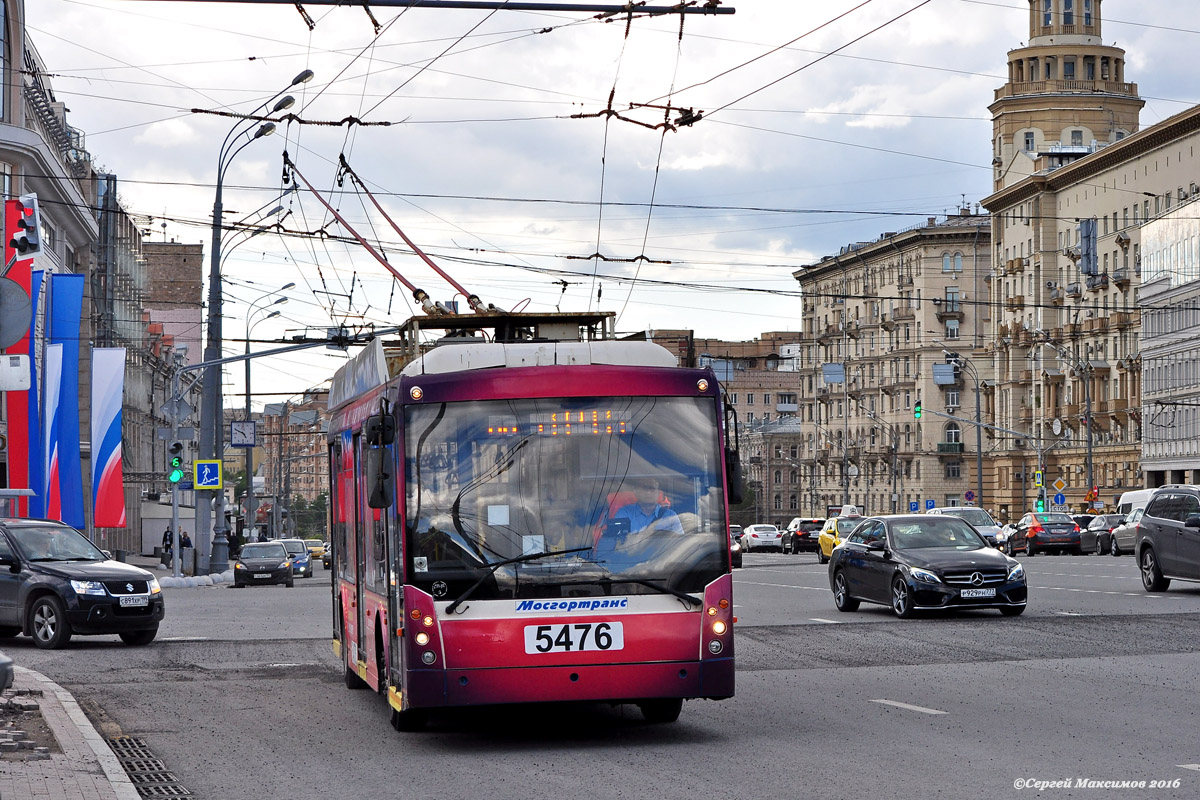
233 541 295 588
1117 487 1161 517
1081 514 1125 555
0 519 165 649
729 527 743 569
817 508 864 565
1007 512 1082 556
279 538 313 578
1136 487 1200 592
925 507 1002 547
828 514 1027 618
781 518 823 553
1109 507 1143 556
741 524 782 552
0 649 11 692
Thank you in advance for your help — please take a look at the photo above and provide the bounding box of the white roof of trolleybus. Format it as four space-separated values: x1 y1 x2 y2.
399 340 678 376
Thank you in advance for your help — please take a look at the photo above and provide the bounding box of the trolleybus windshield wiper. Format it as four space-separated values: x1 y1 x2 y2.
556 576 702 607
444 546 592 615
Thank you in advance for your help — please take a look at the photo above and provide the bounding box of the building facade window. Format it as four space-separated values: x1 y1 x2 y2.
1024 132 1035 151
945 462 962 479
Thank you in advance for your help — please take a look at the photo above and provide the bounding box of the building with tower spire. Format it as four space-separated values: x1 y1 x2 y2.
990 0 1144 191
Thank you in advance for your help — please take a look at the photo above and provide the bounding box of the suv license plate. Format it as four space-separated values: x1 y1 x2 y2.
119 595 149 607
960 588 996 599
525 622 624 654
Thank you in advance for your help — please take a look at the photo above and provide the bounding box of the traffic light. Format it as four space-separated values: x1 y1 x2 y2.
167 441 185 483
9 194 42 258
1036 488 1047 513
913 402 922 420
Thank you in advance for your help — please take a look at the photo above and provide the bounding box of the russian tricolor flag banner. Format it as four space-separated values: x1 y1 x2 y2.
42 344 63 521
49 273 86 529
91 348 127 528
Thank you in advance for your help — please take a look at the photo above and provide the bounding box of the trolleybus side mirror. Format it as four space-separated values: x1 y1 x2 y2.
365 414 395 446
726 449 744 506
366 447 395 508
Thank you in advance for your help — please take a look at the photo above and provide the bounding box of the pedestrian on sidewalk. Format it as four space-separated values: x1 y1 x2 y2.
162 525 173 554
180 531 193 550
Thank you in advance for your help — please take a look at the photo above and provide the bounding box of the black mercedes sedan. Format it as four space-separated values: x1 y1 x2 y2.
0 519 165 649
828 514 1027 618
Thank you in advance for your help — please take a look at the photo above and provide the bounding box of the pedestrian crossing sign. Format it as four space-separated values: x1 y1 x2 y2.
193 460 223 490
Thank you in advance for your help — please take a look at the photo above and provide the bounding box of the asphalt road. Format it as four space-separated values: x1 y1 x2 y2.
6 555 1200 799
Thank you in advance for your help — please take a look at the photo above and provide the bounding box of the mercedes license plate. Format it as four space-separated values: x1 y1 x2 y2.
960 588 996 599
119 595 148 607
524 622 624 654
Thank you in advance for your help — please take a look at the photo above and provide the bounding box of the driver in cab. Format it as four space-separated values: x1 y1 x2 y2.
611 476 684 535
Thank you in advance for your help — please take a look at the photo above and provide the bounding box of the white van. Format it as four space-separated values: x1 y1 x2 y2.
1117 487 1169 516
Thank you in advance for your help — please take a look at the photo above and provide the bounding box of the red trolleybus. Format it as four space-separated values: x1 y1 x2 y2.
326 312 739 730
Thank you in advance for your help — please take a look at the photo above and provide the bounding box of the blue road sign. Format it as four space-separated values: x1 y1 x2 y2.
909 501 919 512
193 459 223 490
965 490 976 502
1054 492 1066 505
925 499 936 510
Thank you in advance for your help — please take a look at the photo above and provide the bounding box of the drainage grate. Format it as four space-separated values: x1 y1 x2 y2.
107 736 192 798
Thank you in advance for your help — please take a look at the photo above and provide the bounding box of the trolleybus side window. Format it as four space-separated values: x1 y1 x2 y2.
332 431 356 582
363 439 391 595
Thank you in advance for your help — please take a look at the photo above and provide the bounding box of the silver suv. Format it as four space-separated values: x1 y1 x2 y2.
1136 487 1200 591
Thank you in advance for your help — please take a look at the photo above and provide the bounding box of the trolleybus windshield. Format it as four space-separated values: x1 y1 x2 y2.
405 395 726 603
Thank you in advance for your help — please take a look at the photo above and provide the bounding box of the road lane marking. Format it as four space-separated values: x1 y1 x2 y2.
810 618 840 624
870 699 948 715
159 636 209 642
1177 765 1200 772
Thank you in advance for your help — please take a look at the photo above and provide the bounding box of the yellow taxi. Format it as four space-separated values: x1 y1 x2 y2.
817 507 865 564
304 538 327 561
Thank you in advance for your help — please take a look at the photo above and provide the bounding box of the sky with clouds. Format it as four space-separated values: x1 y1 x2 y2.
27 0 1200 404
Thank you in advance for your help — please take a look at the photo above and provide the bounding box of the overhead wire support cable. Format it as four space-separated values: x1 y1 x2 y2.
338 155 493 313
138 1 735 14
283 151 446 315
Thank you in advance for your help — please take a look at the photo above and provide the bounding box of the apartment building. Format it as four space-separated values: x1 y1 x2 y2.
981 2 1200 514
790 212 994 519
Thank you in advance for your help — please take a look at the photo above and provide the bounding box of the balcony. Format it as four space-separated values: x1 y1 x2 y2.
1010 258 1026 274
1087 274 1110 292
1050 287 1065 306
898 275 914 287
880 314 897 331
776 403 799 413
1066 283 1083 299
935 301 964 321
937 442 965 456
893 307 915 321
1085 317 1109 334
1112 311 1134 328
994 78 1137 102
1112 268 1130 288
1006 295 1025 310
1017 405 1034 422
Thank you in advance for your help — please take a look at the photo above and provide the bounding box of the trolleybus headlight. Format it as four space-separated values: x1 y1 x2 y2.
697 379 709 392
422 616 434 627
410 386 423 400
708 640 723 654
422 651 436 665
707 606 717 616
712 620 728 635
415 632 430 646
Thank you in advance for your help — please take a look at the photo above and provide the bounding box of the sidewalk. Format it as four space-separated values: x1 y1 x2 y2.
0 666 139 800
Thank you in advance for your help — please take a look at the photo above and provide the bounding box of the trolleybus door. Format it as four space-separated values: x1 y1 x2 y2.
354 434 369 662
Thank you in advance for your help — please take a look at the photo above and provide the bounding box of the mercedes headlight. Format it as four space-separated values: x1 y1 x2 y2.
70 580 107 596
1007 562 1025 581
909 567 941 584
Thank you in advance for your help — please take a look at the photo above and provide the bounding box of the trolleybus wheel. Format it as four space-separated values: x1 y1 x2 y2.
390 706 427 732
637 698 683 723
344 664 367 690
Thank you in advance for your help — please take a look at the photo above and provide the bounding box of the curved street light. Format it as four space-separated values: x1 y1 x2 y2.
201 70 314 574
240 284 295 542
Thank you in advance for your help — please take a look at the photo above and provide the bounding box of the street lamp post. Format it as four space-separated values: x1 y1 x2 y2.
943 351 985 511
200 69 313 574
244 284 293 543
